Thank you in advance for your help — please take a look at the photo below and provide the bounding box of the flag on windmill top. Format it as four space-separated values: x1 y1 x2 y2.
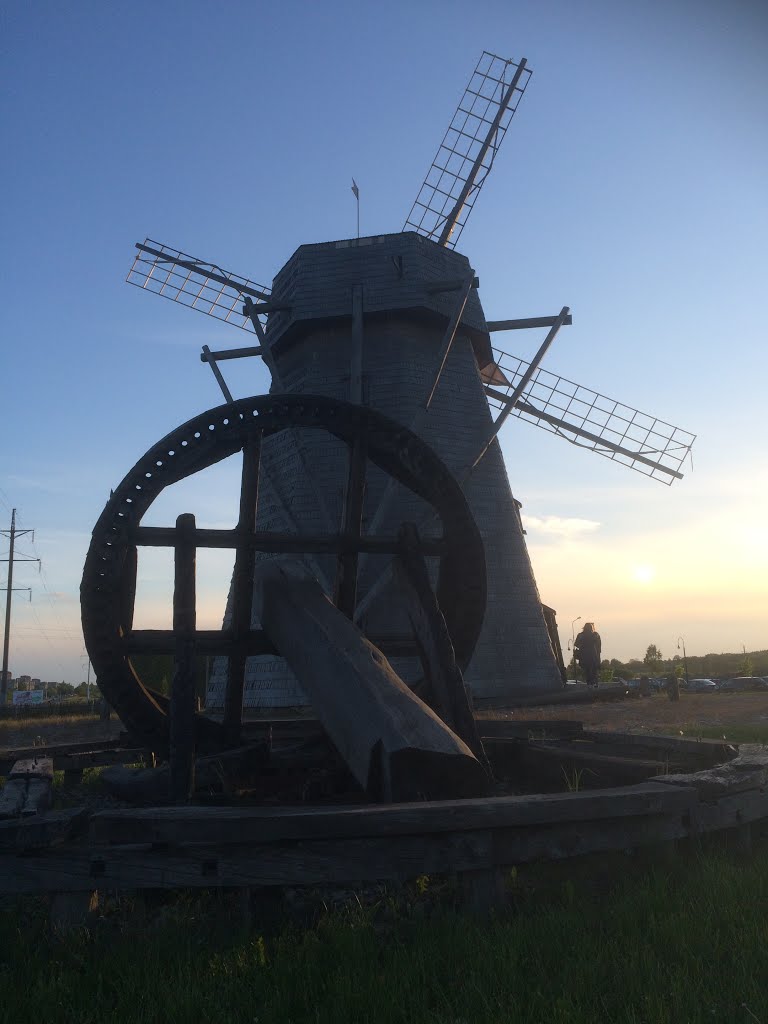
351 179 359 199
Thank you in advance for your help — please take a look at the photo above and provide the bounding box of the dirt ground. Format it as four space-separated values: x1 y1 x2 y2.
3 690 768 754
481 689 768 737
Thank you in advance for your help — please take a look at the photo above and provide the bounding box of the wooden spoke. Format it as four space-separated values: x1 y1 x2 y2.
169 514 196 804
223 434 262 746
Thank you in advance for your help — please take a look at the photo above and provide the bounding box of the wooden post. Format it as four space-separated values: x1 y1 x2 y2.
169 514 196 805
223 437 261 747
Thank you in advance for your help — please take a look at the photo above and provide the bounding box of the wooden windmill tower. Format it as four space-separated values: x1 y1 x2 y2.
126 52 695 708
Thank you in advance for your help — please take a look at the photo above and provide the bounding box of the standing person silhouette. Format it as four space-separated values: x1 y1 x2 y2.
574 622 602 688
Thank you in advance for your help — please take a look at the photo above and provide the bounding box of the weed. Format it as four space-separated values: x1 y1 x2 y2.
561 765 583 791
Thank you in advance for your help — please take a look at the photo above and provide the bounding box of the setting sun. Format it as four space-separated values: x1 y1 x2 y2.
632 565 656 584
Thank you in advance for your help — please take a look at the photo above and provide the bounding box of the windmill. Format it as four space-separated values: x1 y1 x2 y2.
124 52 695 709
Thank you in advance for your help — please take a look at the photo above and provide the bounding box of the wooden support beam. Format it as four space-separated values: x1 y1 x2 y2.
256 561 489 802
200 345 263 362
393 523 488 770
424 270 476 410
350 283 364 405
169 514 197 805
486 314 573 332
132 526 444 555
334 428 367 619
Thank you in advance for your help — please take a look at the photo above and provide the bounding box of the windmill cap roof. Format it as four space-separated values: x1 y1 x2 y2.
265 231 492 367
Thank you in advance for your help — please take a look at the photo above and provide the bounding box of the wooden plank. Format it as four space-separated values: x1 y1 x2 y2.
0 831 494 894
89 782 696 846
0 807 89 852
256 561 489 802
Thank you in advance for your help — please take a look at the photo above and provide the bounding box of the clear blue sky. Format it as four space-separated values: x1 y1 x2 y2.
1 0 766 683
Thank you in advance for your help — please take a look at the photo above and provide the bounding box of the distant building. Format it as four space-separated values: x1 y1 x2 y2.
16 674 31 691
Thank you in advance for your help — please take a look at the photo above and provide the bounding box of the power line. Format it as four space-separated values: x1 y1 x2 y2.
0 509 39 701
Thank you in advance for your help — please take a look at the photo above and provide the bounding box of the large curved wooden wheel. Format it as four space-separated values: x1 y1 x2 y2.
81 395 487 753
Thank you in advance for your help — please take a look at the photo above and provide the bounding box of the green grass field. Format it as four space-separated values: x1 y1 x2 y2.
2 846 768 1024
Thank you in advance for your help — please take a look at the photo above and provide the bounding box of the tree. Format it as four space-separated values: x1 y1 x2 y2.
740 655 754 677
644 644 663 675
599 660 615 683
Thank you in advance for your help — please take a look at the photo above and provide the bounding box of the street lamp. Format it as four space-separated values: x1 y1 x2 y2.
677 636 689 687
569 616 581 682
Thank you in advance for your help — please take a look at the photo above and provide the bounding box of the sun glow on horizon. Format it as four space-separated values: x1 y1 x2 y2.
632 564 656 584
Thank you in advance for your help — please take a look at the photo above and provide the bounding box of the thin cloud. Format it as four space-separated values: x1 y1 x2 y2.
522 515 601 538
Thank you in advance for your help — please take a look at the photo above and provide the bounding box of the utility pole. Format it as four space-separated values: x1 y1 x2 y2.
1 509 38 704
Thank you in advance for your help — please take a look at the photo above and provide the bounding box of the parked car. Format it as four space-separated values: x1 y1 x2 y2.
624 677 663 692
718 676 768 693
682 678 717 693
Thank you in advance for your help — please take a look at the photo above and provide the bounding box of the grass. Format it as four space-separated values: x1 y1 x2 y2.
2 848 768 1023
676 724 768 746
0 713 121 751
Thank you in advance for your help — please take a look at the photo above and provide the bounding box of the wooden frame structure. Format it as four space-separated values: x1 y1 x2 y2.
1 733 767 921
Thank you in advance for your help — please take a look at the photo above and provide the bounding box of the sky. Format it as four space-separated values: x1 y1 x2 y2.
1 0 766 684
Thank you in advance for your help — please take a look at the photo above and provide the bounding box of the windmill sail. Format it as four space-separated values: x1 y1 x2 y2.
482 348 695 484
126 239 272 332
403 52 531 248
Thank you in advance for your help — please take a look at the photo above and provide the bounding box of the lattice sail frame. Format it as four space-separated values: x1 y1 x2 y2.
483 347 696 484
403 52 531 249
126 239 271 332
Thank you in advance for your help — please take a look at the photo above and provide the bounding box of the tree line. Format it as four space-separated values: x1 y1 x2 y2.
593 646 768 682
